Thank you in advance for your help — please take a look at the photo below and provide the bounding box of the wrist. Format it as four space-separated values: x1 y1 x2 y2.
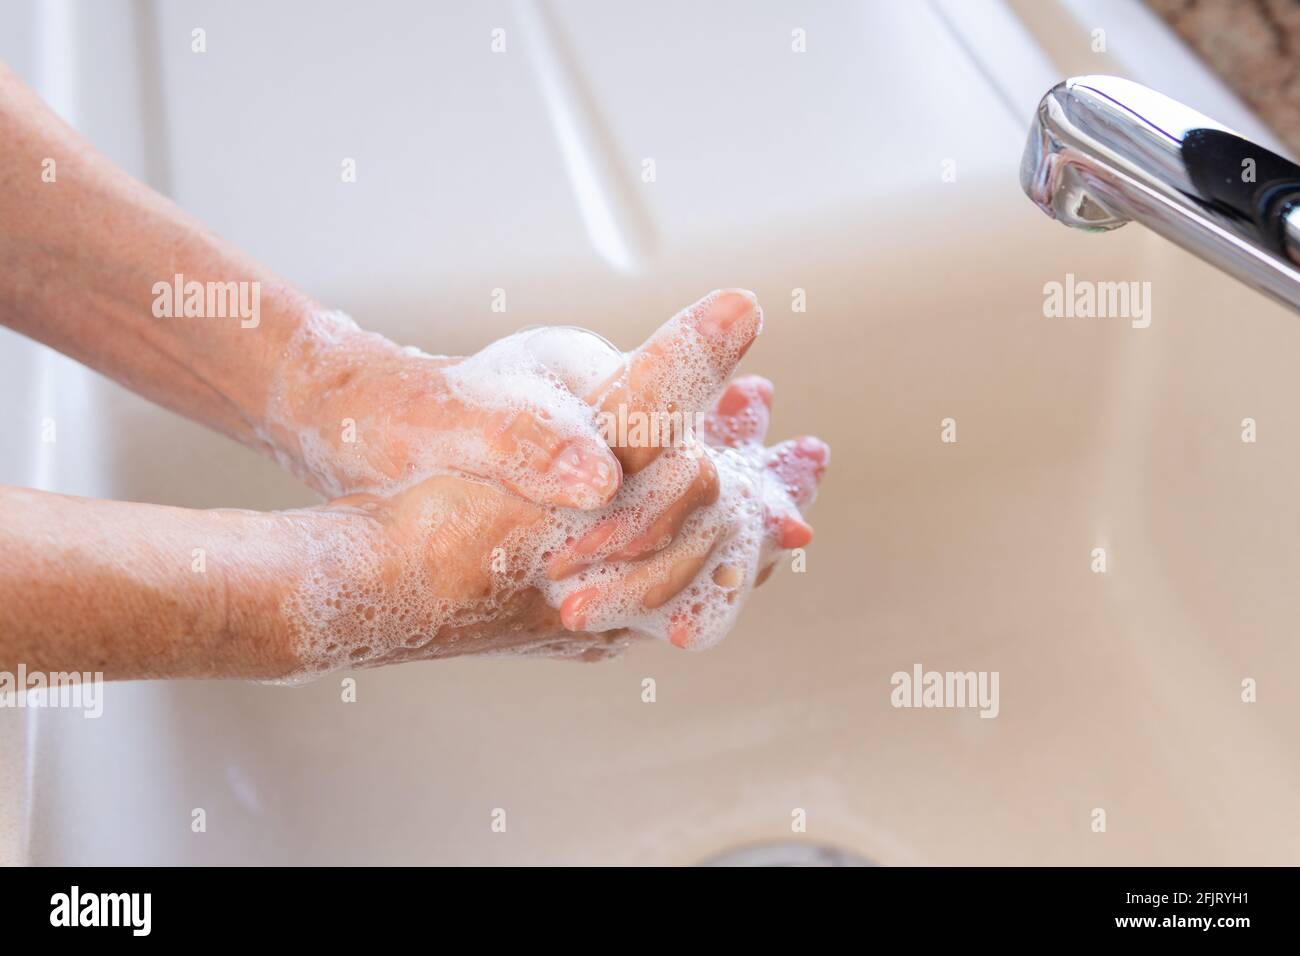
264 503 397 681
263 310 400 495
201 509 332 681
266 314 463 498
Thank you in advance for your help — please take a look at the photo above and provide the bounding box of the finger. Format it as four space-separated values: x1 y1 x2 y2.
545 514 621 580
748 436 829 587
641 536 718 609
559 525 722 632
607 455 718 561
546 451 719 579
666 613 694 649
771 512 814 549
743 506 811 594
753 438 825 574
765 435 830 508
457 406 622 510
702 374 773 447
590 290 762 474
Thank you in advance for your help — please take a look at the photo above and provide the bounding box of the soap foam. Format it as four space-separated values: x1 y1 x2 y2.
276 495 508 684
277 297 797 674
280 438 789 679
555 446 772 649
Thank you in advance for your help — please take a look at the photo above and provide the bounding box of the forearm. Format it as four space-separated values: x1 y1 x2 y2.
0 485 315 680
0 62 335 459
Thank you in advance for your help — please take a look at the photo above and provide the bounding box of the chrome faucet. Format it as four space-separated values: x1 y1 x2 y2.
1021 75 1300 315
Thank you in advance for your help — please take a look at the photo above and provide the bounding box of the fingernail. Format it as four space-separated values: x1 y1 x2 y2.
698 290 757 338
560 586 600 631
550 522 616 577
778 515 814 549
610 534 660 562
669 622 691 649
795 435 831 468
550 443 620 505
575 520 617 556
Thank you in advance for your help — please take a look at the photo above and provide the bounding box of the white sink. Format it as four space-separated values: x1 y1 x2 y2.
4 0 1299 865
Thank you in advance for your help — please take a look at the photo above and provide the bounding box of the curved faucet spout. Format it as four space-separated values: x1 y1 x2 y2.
1021 75 1300 314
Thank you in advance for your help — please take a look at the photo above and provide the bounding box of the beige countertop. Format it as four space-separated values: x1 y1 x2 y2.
1149 0 1300 155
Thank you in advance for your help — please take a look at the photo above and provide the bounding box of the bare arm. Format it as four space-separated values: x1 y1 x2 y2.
0 61 624 506
0 61 315 456
0 485 305 680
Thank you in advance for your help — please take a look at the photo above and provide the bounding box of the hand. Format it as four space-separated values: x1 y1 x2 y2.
280 358 828 677
264 289 766 514
264 311 626 508
549 372 829 648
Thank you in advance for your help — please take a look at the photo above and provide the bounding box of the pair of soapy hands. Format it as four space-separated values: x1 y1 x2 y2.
275 290 828 671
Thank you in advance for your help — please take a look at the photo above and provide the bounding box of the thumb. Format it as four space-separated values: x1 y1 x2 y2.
589 289 762 474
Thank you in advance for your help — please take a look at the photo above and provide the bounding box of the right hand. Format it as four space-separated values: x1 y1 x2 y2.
266 291 762 511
